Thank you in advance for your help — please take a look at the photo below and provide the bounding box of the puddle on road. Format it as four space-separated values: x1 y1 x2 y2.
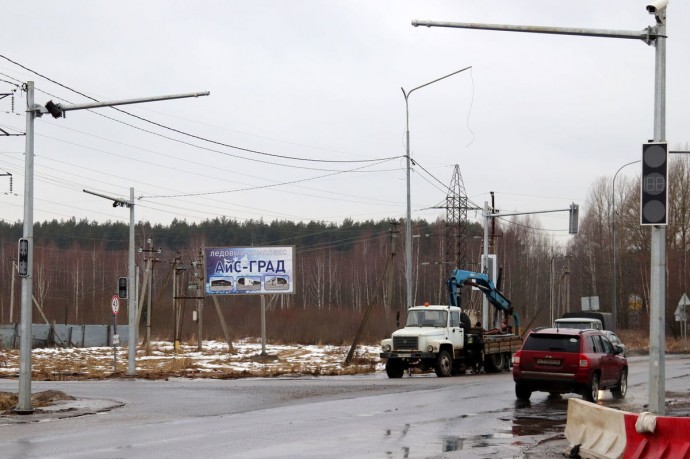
510 415 565 436
384 411 566 455
441 432 514 452
382 395 577 456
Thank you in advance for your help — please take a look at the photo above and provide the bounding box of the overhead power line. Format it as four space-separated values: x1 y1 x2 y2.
0 54 398 166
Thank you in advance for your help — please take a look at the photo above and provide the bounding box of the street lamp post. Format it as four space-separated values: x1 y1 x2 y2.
611 160 640 331
16 84 209 413
401 66 471 310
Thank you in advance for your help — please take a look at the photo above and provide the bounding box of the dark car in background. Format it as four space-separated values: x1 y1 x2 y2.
603 330 627 357
512 328 627 403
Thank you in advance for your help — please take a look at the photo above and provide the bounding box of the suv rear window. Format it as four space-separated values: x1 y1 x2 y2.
522 334 580 353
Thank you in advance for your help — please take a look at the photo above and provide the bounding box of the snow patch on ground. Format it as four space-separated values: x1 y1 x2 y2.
0 339 383 379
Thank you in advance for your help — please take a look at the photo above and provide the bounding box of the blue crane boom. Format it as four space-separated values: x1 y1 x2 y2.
447 269 518 330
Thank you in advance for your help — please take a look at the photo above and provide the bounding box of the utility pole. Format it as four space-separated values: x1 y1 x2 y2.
171 253 183 351
191 250 205 352
345 221 398 366
140 238 161 355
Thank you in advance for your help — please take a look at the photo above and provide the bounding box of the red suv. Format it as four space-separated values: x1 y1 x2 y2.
512 327 627 402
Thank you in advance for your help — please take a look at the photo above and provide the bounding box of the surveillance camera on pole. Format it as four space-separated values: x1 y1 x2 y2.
646 0 668 24
646 0 668 14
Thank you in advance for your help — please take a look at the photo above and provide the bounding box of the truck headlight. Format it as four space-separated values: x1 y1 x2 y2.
427 344 434 352
383 344 392 352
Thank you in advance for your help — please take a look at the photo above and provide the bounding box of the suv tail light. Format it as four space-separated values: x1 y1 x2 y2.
513 350 521 365
579 354 590 368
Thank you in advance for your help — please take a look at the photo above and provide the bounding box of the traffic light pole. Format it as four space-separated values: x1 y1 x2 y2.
17 82 36 414
649 10 667 415
17 85 209 413
413 3 668 414
83 187 138 377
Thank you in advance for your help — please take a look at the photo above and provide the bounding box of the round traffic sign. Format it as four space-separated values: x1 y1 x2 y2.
111 295 120 315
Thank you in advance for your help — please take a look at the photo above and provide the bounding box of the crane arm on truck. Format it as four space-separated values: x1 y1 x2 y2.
447 269 518 330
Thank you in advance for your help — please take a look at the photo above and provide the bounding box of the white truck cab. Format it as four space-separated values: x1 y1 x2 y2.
380 305 465 377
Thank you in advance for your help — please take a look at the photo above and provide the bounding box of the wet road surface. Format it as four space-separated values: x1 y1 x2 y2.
0 354 687 458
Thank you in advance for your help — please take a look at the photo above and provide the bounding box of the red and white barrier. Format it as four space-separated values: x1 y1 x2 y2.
623 411 690 459
565 398 690 459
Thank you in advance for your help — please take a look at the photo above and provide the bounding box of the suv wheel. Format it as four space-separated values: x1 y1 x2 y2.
612 369 628 399
515 383 532 401
584 373 600 402
385 359 404 378
435 350 452 377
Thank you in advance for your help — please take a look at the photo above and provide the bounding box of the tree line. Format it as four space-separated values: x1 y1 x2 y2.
1 155 689 344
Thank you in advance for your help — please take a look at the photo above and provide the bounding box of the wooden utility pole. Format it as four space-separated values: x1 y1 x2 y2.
344 222 398 366
139 238 161 354
192 250 205 352
171 254 184 350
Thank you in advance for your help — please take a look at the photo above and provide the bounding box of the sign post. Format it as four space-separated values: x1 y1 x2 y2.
111 295 120 372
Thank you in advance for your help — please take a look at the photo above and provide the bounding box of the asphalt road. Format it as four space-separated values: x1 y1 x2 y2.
0 354 688 458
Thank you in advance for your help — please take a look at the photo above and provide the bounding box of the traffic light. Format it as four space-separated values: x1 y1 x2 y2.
17 238 29 277
118 277 128 299
641 142 668 225
568 203 579 234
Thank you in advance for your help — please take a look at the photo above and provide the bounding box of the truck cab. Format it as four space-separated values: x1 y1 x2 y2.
380 305 466 378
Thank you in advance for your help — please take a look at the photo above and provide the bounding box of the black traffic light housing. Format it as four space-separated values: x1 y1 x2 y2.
640 142 668 225
568 203 579 234
17 238 29 277
44 100 64 119
118 277 128 299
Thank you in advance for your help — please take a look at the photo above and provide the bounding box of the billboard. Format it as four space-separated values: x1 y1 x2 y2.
204 246 295 295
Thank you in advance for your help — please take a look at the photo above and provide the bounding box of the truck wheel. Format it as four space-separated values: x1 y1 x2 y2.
503 353 512 371
484 352 506 373
515 383 532 401
385 359 404 379
434 350 452 377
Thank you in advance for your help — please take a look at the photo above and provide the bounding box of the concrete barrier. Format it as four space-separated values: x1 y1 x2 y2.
565 398 627 459
565 398 690 459
623 412 690 459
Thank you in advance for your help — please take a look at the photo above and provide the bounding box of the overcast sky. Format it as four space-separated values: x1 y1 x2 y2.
1 1 688 244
